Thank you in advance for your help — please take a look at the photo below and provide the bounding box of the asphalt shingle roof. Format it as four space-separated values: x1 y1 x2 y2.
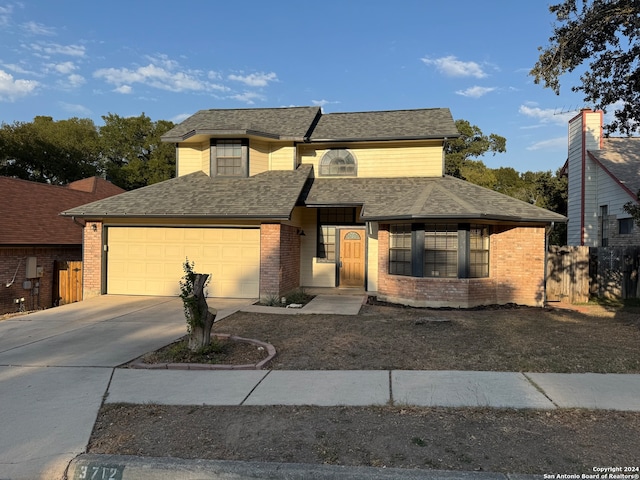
62 165 313 220
161 107 321 142
588 137 640 198
309 108 459 141
304 176 567 223
0 176 124 245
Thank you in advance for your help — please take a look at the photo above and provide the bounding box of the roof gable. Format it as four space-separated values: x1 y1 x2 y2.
162 106 459 144
309 108 459 141
62 165 313 220
588 137 640 199
304 176 566 223
161 106 321 142
0 177 124 245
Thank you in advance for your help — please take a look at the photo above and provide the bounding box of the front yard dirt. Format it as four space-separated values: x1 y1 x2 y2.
89 301 640 475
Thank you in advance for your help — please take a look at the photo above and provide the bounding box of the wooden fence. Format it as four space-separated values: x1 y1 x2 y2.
54 260 83 306
546 245 640 303
590 246 640 299
546 245 590 303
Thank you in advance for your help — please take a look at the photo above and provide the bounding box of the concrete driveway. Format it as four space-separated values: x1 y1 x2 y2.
0 295 186 480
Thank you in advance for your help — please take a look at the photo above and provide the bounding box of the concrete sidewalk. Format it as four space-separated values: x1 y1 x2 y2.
105 368 640 411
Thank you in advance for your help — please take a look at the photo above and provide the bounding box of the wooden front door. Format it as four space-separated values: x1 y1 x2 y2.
339 229 365 287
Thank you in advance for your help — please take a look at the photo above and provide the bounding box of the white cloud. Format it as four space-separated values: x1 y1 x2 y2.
455 86 496 98
0 5 14 27
526 136 567 151
228 72 277 87
0 69 38 101
312 99 340 107
58 101 91 116
47 61 77 74
67 74 85 88
30 42 86 57
22 21 55 36
94 59 228 93
2 63 34 75
172 113 193 123
230 91 264 104
421 55 487 78
114 84 132 94
519 104 574 126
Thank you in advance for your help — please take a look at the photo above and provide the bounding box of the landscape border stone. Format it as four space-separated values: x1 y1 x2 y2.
128 333 276 370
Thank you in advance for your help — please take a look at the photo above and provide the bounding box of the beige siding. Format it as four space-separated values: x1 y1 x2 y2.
270 145 296 170
298 207 336 287
177 142 208 176
299 141 443 178
250 140 270 176
106 226 260 298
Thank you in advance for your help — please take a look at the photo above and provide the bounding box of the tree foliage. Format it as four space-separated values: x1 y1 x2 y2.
444 119 506 180
445 119 567 244
99 113 176 190
623 191 640 225
0 116 100 184
531 0 640 134
0 113 175 189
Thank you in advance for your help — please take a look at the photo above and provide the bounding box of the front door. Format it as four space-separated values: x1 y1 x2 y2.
339 228 366 287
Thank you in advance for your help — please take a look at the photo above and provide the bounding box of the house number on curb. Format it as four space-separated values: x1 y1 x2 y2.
74 464 124 480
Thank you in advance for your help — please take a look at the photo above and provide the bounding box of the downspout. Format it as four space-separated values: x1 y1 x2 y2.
580 111 587 245
72 216 86 228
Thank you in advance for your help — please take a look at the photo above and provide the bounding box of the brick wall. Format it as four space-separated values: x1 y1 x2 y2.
0 245 82 314
377 224 546 308
491 225 546 306
259 223 301 299
83 221 103 299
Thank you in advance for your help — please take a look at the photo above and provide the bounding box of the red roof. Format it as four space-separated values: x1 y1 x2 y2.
0 176 124 245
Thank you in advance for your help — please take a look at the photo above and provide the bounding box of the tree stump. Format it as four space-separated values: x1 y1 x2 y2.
185 273 217 351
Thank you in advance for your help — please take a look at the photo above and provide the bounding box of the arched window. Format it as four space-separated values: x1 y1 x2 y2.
319 149 357 176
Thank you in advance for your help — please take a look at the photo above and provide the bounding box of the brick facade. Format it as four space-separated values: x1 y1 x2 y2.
376 224 546 308
82 221 103 299
0 246 82 314
259 223 301 299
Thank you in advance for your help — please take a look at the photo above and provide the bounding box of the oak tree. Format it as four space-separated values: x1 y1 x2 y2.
531 0 640 134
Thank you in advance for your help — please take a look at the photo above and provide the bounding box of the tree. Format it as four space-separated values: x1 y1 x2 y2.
179 259 216 352
444 119 506 179
0 116 100 184
99 113 175 190
531 0 640 134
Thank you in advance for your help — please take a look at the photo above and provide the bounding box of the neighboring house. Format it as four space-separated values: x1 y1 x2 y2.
0 176 124 314
63 106 565 308
565 109 640 247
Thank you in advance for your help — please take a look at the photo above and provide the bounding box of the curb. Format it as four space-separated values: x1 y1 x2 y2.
66 454 543 480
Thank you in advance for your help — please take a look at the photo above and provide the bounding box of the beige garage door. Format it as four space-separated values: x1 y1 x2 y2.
106 227 260 298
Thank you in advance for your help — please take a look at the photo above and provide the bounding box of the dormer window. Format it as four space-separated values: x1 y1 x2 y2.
210 139 248 177
319 149 357 176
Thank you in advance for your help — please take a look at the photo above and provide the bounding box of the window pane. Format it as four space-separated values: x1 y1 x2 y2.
469 224 489 278
317 208 357 261
389 224 412 276
424 224 457 278
215 140 244 177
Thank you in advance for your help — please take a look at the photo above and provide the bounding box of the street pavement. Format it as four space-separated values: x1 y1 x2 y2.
1 294 639 480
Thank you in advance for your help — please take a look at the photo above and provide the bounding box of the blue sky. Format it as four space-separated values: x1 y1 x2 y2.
0 1 600 173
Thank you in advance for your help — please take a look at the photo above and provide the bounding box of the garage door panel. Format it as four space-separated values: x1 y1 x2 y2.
107 227 260 298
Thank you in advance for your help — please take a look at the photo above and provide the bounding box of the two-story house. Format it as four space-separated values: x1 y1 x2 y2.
565 109 640 247
63 106 565 308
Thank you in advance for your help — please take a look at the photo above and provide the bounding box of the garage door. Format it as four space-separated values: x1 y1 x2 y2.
106 227 260 298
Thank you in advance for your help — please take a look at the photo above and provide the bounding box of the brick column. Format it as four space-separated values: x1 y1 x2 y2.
83 221 103 299
259 223 301 299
